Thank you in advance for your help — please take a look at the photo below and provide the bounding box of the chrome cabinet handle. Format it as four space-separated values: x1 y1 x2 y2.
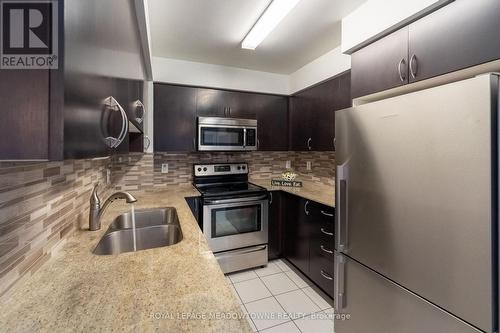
143 135 151 150
410 54 418 79
320 270 333 281
397 58 406 82
321 228 333 236
320 210 334 217
304 200 310 215
307 137 312 150
103 96 128 148
320 245 333 254
334 254 346 310
193 138 196 150
269 192 273 204
134 100 145 124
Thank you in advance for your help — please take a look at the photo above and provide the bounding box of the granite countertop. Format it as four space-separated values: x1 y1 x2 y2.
0 185 252 333
250 178 335 208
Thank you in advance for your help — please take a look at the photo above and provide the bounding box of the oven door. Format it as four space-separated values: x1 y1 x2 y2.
198 125 245 151
203 195 269 253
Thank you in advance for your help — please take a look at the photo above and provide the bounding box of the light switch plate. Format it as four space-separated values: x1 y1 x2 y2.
285 160 291 169
161 163 169 174
106 169 111 184
306 161 312 171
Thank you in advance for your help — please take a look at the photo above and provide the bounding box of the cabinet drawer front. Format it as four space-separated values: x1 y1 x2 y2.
309 203 334 224
311 238 335 262
309 255 335 298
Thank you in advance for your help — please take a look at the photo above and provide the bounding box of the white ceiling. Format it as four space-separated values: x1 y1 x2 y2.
148 0 366 74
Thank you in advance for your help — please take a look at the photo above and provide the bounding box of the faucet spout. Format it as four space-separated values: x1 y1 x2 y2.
89 184 137 231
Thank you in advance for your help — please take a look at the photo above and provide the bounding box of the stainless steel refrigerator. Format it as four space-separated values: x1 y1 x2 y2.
334 74 499 333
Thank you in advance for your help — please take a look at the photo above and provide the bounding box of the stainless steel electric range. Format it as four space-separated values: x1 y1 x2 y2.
193 163 269 273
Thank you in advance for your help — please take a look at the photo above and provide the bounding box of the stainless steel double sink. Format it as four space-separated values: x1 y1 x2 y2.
93 208 183 255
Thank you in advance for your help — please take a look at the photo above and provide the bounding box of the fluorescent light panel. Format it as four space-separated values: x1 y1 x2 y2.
241 0 301 50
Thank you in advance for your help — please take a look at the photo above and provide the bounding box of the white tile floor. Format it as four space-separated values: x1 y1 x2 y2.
226 259 335 333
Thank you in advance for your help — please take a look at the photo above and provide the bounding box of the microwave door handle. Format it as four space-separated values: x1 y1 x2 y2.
243 128 247 148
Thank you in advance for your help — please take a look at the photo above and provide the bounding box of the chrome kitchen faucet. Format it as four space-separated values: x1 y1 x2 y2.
89 183 137 231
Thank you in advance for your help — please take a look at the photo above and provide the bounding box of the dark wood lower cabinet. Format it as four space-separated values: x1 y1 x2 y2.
268 191 283 260
308 202 335 297
277 192 335 298
283 194 311 274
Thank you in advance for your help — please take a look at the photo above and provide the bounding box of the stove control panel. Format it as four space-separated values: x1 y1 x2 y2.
194 163 248 177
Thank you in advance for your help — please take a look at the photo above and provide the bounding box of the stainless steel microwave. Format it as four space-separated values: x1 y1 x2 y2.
197 117 258 151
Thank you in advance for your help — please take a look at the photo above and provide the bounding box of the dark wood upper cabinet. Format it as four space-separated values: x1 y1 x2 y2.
154 84 288 152
196 88 227 117
408 0 500 82
351 0 500 97
289 94 313 151
289 71 351 151
0 70 50 160
0 0 146 161
154 84 197 152
254 94 288 151
351 27 409 99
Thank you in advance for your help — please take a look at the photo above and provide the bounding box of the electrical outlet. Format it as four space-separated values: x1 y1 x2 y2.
306 161 312 171
106 169 111 184
161 163 169 174
285 160 291 169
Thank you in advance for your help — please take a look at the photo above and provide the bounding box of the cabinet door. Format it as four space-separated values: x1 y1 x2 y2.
284 195 310 274
196 88 227 117
268 191 283 260
311 78 338 151
154 84 197 152
64 74 115 159
255 94 288 151
0 69 50 160
224 91 258 119
351 27 409 98
408 0 500 83
289 95 312 151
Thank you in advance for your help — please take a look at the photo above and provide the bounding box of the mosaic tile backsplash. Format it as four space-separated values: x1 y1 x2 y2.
112 151 335 192
0 151 334 296
0 158 114 297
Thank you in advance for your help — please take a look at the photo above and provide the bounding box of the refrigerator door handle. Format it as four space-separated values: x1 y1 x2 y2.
337 178 348 251
334 252 346 311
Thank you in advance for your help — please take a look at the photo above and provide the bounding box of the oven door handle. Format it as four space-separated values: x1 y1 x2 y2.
204 194 268 205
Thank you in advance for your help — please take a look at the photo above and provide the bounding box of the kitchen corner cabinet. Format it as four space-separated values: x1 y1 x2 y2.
153 84 288 152
289 71 352 151
351 0 500 98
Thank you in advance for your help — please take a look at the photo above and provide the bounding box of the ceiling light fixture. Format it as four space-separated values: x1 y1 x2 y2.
241 0 301 50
